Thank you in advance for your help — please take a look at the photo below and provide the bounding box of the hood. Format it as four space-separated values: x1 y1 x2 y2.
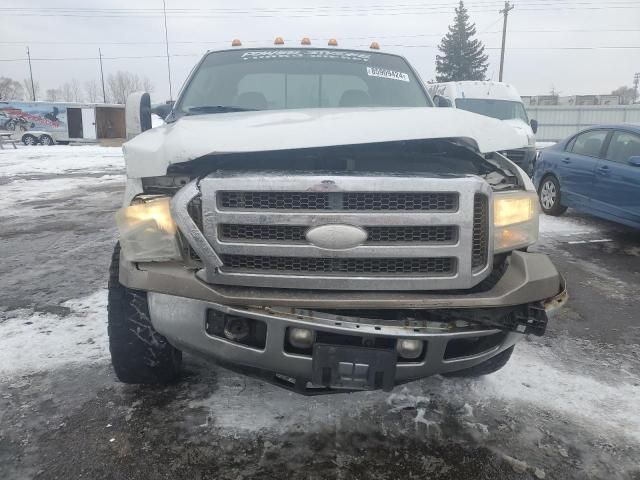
123 107 525 178
503 118 535 146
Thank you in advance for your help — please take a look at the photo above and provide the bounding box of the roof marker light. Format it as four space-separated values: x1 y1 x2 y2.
370 41 380 50
301 37 311 45
328 39 338 46
231 39 242 47
274 36 285 45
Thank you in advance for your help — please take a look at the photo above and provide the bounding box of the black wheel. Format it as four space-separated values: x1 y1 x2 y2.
443 346 514 378
538 175 567 216
108 243 182 384
39 134 54 146
6 120 16 131
22 134 37 146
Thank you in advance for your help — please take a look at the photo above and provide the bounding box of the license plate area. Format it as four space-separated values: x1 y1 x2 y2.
311 344 397 391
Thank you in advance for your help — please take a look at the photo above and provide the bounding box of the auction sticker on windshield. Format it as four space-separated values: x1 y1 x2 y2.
366 66 410 82
241 50 371 62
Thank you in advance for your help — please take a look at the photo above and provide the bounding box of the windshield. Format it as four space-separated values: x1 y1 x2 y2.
454 98 529 123
176 49 431 116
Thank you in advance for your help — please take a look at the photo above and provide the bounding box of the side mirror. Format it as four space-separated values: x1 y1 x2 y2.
530 119 538 134
152 101 174 120
629 156 640 167
125 92 152 140
433 95 452 108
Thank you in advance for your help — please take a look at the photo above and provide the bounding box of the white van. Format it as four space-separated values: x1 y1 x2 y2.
427 81 538 175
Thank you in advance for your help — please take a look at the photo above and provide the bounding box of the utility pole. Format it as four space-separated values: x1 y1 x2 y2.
26 46 36 101
498 1 514 82
634 72 640 103
162 0 173 101
99 48 107 103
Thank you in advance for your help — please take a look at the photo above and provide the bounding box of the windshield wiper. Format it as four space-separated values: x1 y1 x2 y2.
185 105 259 115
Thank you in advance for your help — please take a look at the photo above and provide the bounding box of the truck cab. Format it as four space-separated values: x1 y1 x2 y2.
109 42 565 393
428 81 538 175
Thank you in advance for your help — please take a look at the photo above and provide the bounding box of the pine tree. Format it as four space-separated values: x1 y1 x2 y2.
435 1 489 82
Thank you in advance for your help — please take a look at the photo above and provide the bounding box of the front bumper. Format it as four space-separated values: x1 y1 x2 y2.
121 250 565 390
120 250 562 309
147 292 525 389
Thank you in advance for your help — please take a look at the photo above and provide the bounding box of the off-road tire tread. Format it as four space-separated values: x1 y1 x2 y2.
108 243 182 384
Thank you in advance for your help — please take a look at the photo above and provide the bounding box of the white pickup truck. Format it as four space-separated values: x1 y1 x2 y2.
109 44 565 393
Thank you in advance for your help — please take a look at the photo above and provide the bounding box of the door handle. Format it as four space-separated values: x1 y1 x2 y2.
596 165 610 175
561 157 571 164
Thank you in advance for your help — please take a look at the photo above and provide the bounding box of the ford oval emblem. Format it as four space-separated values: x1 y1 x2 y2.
306 224 368 250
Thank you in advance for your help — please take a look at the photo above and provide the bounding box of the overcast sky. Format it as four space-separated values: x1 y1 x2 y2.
1 0 639 102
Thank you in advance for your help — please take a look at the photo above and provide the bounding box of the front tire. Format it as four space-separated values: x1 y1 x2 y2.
108 243 182 384
443 346 514 378
538 175 567 216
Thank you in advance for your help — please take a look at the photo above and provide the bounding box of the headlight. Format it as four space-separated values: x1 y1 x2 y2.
115 196 182 262
493 191 539 252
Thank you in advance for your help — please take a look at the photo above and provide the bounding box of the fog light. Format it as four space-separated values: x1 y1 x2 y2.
289 327 315 349
224 318 250 341
396 339 423 359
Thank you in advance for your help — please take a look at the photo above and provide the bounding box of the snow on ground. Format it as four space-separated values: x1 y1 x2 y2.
0 291 109 380
0 145 124 177
539 212 604 238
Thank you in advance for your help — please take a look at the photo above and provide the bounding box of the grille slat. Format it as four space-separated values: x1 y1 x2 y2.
219 191 457 211
472 194 489 270
220 254 455 276
219 224 457 244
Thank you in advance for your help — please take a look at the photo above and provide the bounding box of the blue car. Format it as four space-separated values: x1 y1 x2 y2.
533 124 640 228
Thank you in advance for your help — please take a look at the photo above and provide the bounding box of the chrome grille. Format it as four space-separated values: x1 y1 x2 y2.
220 255 455 276
172 174 493 291
472 194 489 270
219 191 457 211
219 224 457 244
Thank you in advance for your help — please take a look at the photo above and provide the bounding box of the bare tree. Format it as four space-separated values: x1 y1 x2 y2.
142 76 155 94
46 88 61 102
60 82 73 102
0 77 24 101
22 78 41 101
68 78 83 102
611 86 636 105
84 79 101 103
106 71 153 104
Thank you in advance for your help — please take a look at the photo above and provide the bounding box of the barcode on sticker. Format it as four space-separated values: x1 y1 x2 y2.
366 67 410 82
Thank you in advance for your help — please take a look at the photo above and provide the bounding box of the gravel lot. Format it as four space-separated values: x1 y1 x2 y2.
1 145 639 480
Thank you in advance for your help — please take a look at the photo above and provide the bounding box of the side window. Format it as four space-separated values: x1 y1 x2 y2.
565 137 577 152
571 130 609 158
605 131 640 164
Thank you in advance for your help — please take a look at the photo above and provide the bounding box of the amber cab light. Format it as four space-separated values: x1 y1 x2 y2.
231 39 242 47
274 36 285 45
301 37 311 45
370 41 380 50
328 38 338 46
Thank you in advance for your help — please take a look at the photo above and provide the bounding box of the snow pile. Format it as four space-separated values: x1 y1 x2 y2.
0 290 109 379
0 145 124 177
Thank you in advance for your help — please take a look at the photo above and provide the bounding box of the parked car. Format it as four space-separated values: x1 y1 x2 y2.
533 124 640 228
426 81 538 175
